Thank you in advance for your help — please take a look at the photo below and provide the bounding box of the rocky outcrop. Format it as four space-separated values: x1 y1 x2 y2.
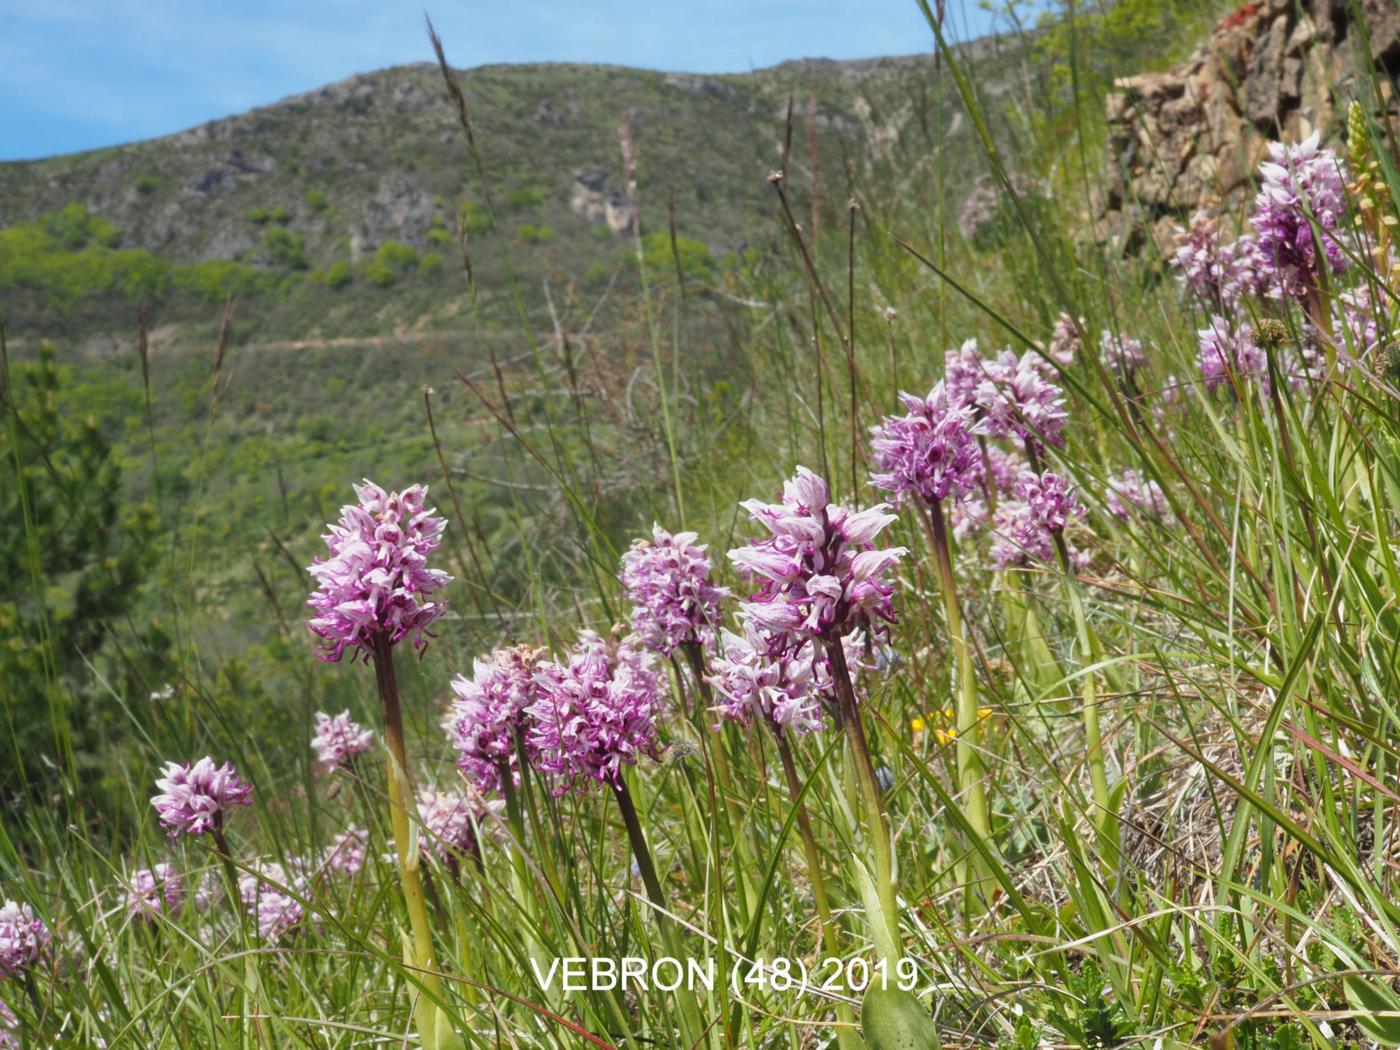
1100 0 1400 250
569 170 635 235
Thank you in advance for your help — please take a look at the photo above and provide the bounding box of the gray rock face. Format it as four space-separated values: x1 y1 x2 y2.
568 170 634 234
352 173 436 257
1099 0 1400 253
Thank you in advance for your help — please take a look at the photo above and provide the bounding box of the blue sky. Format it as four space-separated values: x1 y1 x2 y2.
0 1 1023 161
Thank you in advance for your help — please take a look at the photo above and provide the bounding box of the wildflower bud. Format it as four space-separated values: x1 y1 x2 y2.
1253 318 1289 351
1347 100 1369 174
1383 343 1400 387
305 481 451 662
150 758 253 839
0 900 50 978
666 738 702 766
311 710 375 773
620 525 729 656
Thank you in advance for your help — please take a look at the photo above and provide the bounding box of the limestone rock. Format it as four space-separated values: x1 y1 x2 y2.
1099 0 1400 249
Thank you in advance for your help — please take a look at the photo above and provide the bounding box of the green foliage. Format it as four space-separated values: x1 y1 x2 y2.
304 188 329 212
460 200 491 236
860 988 941 1049
171 258 265 301
516 222 556 244
246 206 271 224
418 251 443 276
363 240 419 286
0 208 157 309
132 174 158 194
505 184 549 208
324 258 352 288
634 230 716 282
264 226 307 269
0 344 170 812
1032 0 1221 99
44 202 120 249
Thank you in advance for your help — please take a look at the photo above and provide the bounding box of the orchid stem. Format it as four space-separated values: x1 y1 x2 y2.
371 634 444 1050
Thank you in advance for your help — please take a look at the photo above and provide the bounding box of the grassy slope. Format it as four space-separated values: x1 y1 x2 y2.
0 42 1030 345
11 4 1400 1049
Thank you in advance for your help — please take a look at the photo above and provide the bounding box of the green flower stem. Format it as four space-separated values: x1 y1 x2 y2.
1050 533 1114 843
370 634 444 1050
681 640 759 918
611 776 706 1046
825 637 901 966
212 827 265 1046
774 734 863 1050
925 498 991 843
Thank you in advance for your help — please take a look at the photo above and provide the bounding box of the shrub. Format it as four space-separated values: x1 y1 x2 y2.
304 189 329 212
634 231 715 281
264 227 307 270
506 185 549 208
133 174 158 194
43 203 119 250
247 206 271 224
172 259 261 302
418 252 443 276
324 259 351 289
517 223 556 244
461 201 491 236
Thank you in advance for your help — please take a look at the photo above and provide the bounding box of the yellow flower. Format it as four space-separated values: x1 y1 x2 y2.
934 727 958 746
910 717 926 734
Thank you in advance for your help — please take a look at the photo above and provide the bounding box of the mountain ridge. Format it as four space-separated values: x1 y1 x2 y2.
0 34 1029 345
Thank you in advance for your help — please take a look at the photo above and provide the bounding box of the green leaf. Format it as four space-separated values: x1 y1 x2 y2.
860 987 941 1050
1345 976 1400 1045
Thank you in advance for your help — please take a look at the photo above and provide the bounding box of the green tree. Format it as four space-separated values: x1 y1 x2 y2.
0 343 171 813
325 259 352 288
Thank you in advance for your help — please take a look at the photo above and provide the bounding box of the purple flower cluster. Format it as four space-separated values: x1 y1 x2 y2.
975 349 1068 450
990 472 1081 568
1251 132 1348 300
0 999 15 1050
944 340 1068 451
417 789 501 865
1336 285 1385 359
526 634 665 794
709 624 830 737
151 758 253 839
1100 330 1146 373
320 827 368 878
238 863 305 942
0 901 49 979
1197 316 1269 391
1173 214 1264 307
311 710 374 772
124 864 183 923
1048 313 1082 366
943 338 986 411
448 646 545 793
619 525 730 655
306 480 452 662
728 467 905 650
869 381 982 506
1105 469 1167 520
1020 471 1080 533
